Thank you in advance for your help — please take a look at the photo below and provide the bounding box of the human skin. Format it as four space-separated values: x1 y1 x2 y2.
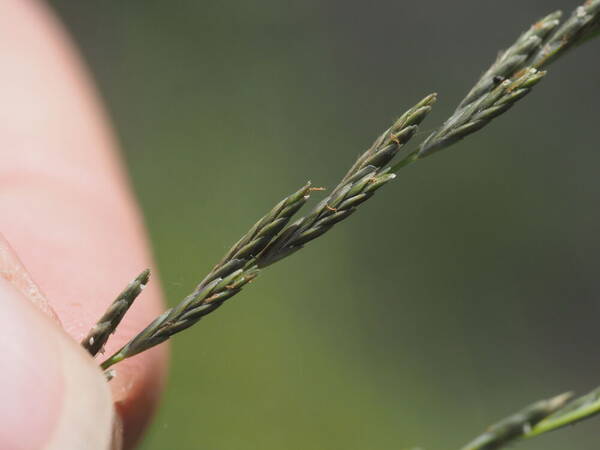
0 0 168 448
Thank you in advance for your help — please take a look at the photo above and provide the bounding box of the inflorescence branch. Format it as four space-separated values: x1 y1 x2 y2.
82 1 600 447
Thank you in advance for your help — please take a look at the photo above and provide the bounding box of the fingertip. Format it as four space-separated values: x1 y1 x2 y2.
0 1 169 445
0 277 115 450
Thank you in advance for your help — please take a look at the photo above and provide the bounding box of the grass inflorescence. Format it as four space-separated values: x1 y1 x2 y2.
84 1 599 448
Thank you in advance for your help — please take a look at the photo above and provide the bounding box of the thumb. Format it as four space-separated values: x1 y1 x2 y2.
0 277 119 450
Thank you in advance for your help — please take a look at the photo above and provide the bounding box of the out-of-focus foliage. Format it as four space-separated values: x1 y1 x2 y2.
52 1 600 449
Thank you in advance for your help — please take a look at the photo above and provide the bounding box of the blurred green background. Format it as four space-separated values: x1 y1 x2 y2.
51 1 600 449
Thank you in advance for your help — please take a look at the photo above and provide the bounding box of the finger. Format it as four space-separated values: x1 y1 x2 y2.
0 1 168 447
0 277 117 450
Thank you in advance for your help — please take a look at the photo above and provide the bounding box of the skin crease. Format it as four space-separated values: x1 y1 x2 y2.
0 0 168 448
